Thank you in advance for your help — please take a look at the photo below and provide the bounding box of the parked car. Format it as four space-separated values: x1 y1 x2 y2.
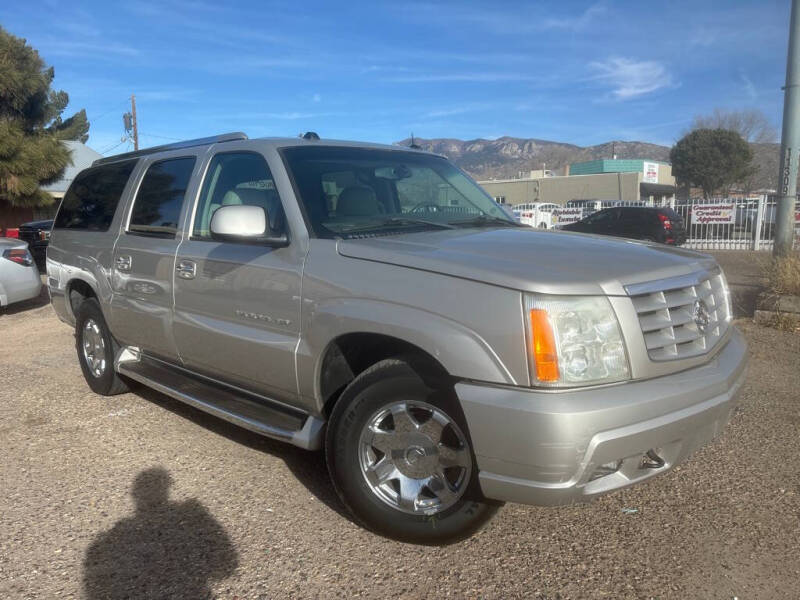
48 133 746 544
18 219 53 271
495 202 518 222
0 238 42 308
561 206 687 245
565 199 603 216
513 202 559 228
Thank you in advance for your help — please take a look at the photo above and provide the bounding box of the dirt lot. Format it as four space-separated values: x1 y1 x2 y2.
1 259 799 599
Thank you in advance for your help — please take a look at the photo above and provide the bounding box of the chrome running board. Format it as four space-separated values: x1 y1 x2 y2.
116 351 324 450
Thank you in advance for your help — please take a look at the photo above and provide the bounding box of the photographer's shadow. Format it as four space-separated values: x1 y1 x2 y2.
83 467 238 599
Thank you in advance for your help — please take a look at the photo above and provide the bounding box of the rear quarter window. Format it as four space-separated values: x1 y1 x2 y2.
54 160 138 231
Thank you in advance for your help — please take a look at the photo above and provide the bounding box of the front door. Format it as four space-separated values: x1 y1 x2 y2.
110 155 198 360
172 151 302 402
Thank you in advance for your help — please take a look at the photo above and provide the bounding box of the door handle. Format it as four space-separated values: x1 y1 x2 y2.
115 255 132 271
176 259 196 280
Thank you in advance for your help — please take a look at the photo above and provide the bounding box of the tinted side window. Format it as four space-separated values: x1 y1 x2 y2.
620 209 644 223
586 208 617 224
54 160 137 231
129 157 196 236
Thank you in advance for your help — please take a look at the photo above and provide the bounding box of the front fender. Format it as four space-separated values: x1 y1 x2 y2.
296 298 519 413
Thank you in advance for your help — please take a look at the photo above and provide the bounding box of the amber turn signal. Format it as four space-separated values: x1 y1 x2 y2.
529 309 560 382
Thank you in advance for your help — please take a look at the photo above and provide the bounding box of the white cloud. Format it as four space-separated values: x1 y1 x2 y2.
382 73 536 83
589 57 673 100
398 2 605 35
740 72 758 100
542 3 607 31
40 39 141 58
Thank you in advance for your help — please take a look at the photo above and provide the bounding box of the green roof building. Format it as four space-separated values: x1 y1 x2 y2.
568 159 671 176
479 158 676 207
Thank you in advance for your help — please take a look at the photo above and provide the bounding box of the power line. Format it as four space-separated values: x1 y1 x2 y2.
139 132 182 141
88 99 131 127
100 139 127 155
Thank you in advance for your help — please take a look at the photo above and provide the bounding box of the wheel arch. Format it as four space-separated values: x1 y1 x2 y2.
67 277 100 319
318 332 450 418
303 298 518 416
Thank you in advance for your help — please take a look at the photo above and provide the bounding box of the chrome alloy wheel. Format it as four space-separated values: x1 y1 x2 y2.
81 318 106 378
358 400 472 515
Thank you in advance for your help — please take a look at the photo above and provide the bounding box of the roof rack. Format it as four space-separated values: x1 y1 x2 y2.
93 132 248 165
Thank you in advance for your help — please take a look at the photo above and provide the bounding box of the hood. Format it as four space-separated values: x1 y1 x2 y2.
337 228 717 296
20 219 53 229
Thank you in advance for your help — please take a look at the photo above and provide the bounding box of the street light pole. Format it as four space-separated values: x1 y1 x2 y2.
775 0 800 256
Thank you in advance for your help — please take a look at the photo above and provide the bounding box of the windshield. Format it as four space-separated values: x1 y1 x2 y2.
281 146 515 238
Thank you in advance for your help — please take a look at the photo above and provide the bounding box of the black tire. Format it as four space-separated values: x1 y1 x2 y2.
75 298 129 396
325 358 499 544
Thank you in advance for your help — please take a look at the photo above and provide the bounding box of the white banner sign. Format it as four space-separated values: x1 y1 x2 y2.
552 207 584 227
643 162 659 183
691 204 735 225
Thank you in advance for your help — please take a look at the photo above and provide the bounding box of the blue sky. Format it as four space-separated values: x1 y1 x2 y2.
1 0 789 154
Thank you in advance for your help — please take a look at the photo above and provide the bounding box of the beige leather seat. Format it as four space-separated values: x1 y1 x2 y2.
337 186 383 217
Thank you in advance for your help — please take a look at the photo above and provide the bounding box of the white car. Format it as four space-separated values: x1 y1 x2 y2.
513 203 560 228
0 238 42 308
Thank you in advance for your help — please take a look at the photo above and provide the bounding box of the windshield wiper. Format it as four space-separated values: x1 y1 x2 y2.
451 214 524 228
340 217 457 234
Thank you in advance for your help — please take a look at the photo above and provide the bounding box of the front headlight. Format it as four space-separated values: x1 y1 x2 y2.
523 294 630 387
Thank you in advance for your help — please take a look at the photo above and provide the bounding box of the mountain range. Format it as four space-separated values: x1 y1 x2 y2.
395 136 780 191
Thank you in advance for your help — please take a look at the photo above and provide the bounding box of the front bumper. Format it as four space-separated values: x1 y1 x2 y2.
457 328 748 506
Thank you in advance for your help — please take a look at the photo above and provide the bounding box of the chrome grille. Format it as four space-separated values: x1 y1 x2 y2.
628 271 731 361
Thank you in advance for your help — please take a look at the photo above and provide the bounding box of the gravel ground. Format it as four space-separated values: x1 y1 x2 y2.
1 272 799 599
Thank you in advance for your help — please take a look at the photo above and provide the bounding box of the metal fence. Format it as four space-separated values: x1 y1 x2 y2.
672 197 800 251
545 196 800 251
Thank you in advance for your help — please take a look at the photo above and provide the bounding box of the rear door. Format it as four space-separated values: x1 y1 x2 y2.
616 208 645 238
171 150 302 401
109 154 200 360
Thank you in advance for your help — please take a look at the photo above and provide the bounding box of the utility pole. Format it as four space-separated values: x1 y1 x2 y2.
130 94 139 151
775 0 800 256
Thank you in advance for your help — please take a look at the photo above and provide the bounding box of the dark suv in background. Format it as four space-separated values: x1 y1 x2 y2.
562 206 686 245
18 219 53 271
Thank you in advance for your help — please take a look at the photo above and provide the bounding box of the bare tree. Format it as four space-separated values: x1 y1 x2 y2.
691 108 777 144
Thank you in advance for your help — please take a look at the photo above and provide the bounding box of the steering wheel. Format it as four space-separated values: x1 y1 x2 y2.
410 203 440 214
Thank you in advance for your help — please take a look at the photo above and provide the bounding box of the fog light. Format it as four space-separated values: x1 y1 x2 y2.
588 459 622 481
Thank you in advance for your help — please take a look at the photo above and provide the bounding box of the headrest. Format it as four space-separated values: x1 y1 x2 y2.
222 188 268 206
337 186 381 217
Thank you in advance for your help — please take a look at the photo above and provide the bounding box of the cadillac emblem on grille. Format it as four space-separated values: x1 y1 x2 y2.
692 299 710 333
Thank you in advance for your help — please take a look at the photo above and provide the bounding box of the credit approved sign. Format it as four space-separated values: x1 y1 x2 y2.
691 204 735 225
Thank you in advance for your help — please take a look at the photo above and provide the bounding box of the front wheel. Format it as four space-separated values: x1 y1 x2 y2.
326 358 499 544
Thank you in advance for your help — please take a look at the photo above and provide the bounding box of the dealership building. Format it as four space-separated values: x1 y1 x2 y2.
479 159 676 207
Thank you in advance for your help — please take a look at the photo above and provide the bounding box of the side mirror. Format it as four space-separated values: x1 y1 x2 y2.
209 205 288 247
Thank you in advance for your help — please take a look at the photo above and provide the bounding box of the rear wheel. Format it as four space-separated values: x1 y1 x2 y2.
75 299 129 396
326 358 499 544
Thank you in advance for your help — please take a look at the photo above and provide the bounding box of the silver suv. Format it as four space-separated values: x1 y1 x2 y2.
47 133 747 543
